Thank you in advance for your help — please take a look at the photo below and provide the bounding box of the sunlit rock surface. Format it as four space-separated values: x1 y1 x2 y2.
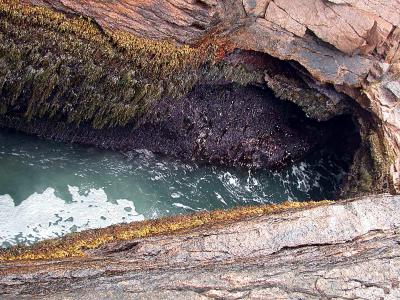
1 194 399 299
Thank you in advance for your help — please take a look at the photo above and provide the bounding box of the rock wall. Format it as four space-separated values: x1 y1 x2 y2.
2 0 397 195
235 0 400 195
0 84 344 168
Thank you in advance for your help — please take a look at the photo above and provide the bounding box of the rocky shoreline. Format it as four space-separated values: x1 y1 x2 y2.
0 0 398 195
1 194 399 298
0 0 399 298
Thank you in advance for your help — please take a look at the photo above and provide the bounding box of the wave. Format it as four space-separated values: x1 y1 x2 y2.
0 186 144 247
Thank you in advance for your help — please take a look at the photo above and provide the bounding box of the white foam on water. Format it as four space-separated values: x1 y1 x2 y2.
291 162 313 192
171 192 182 199
172 202 196 210
0 186 144 246
215 192 227 206
0 131 348 248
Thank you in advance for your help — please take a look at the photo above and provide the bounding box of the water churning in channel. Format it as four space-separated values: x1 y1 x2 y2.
0 130 348 247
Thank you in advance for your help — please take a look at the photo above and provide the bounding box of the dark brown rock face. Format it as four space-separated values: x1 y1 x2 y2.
123 84 331 169
0 84 335 168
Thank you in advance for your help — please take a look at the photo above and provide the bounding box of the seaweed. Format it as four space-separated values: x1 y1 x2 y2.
0 200 332 261
0 0 261 129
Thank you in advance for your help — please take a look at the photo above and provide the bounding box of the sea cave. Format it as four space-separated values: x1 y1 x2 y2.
0 0 399 298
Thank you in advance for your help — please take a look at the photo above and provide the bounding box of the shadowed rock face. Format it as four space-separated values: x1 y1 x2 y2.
0 1 356 170
0 84 340 169
142 84 331 168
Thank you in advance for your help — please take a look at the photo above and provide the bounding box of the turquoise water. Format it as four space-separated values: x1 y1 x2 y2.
0 130 347 247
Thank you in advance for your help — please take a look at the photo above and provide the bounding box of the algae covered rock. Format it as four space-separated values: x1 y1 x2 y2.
0 0 342 169
1 0 398 195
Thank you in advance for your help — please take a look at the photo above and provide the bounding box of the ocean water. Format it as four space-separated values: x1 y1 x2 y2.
0 129 348 247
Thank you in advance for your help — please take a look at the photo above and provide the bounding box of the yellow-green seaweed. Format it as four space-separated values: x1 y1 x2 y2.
0 0 262 129
0 200 332 262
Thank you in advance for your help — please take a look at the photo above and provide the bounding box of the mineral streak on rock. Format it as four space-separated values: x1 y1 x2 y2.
0 194 399 299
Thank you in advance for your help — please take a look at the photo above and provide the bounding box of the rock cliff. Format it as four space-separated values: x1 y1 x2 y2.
1 0 399 195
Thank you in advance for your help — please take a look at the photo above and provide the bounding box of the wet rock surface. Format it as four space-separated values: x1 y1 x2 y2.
0 84 336 168
1 194 399 299
130 84 336 168
13 0 400 193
